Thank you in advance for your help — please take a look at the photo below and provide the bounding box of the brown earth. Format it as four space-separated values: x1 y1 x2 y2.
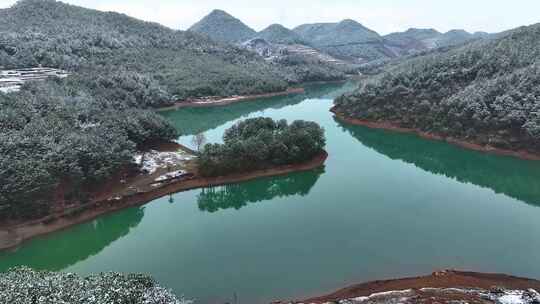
300 270 540 303
331 107 540 161
157 88 305 111
0 148 328 252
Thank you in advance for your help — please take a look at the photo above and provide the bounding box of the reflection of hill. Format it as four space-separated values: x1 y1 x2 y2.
337 119 540 207
0 207 144 271
198 169 324 212
162 82 356 136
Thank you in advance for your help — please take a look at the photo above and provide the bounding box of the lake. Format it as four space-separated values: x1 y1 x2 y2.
1 82 540 303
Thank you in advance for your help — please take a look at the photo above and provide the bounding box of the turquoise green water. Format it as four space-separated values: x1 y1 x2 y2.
2 82 540 303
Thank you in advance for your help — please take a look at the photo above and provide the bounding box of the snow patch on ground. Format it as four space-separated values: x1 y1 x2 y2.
133 150 194 174
298 288 540 304
485 289 540 304
0 68 69 93
498 294 527 304
0 86 19 93
154 170 186 182
79 122 100 129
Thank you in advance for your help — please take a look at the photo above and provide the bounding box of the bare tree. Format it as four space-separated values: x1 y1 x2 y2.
191 132 207 152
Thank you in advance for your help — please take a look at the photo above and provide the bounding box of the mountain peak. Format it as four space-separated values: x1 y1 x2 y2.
444 29 471 36
405 28 441 35
258 23 306 44
265 24 288 30
189 9 256 43
207 9 234 19
338 19 369 30
340 19 360 25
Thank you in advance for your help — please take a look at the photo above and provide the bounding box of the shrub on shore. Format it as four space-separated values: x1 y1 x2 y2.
0 267 191 304
197 117 325 177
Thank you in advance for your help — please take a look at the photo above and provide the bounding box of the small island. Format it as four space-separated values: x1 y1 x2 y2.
0 117 327 251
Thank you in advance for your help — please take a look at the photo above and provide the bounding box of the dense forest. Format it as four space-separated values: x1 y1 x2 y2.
197 118 326 177
334 23 540 152
0 267 188 304
0 80 178 220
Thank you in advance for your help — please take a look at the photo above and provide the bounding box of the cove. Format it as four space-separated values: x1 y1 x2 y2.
1 82 540 304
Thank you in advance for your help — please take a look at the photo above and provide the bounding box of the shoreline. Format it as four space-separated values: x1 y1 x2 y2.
0 151 327 252
298 270 540 304
156 87 305 111
331 107 540 161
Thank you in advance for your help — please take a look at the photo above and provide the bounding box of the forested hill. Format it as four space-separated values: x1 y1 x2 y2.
188 9 257 43
292 20 387 63
257 24 307 45
293 20 380 47
0 0 288 105
334 23 540 153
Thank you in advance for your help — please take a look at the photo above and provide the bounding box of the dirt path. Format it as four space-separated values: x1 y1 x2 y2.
331 107 540 161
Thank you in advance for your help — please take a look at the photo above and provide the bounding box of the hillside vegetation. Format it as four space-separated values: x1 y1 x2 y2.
0 80 178 220
0 0 288 106
334 23 540 152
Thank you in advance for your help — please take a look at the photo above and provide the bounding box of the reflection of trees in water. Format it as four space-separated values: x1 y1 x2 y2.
162 82 355 136
337 119 540 207
0 207 145 271
197 169 324 213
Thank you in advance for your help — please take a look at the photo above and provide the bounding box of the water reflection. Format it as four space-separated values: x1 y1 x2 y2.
162 82 356 137
337 119 540 207
197 169 324 212
0 207 144 271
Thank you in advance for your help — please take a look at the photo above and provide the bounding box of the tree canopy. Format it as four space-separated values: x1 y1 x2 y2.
334 23 540 152
197 117 326 177
0 79 178 220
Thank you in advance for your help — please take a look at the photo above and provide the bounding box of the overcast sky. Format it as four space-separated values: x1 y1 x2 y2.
2 0 540 34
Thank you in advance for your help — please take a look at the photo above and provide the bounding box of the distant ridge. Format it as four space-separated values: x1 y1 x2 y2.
187 9 492 64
